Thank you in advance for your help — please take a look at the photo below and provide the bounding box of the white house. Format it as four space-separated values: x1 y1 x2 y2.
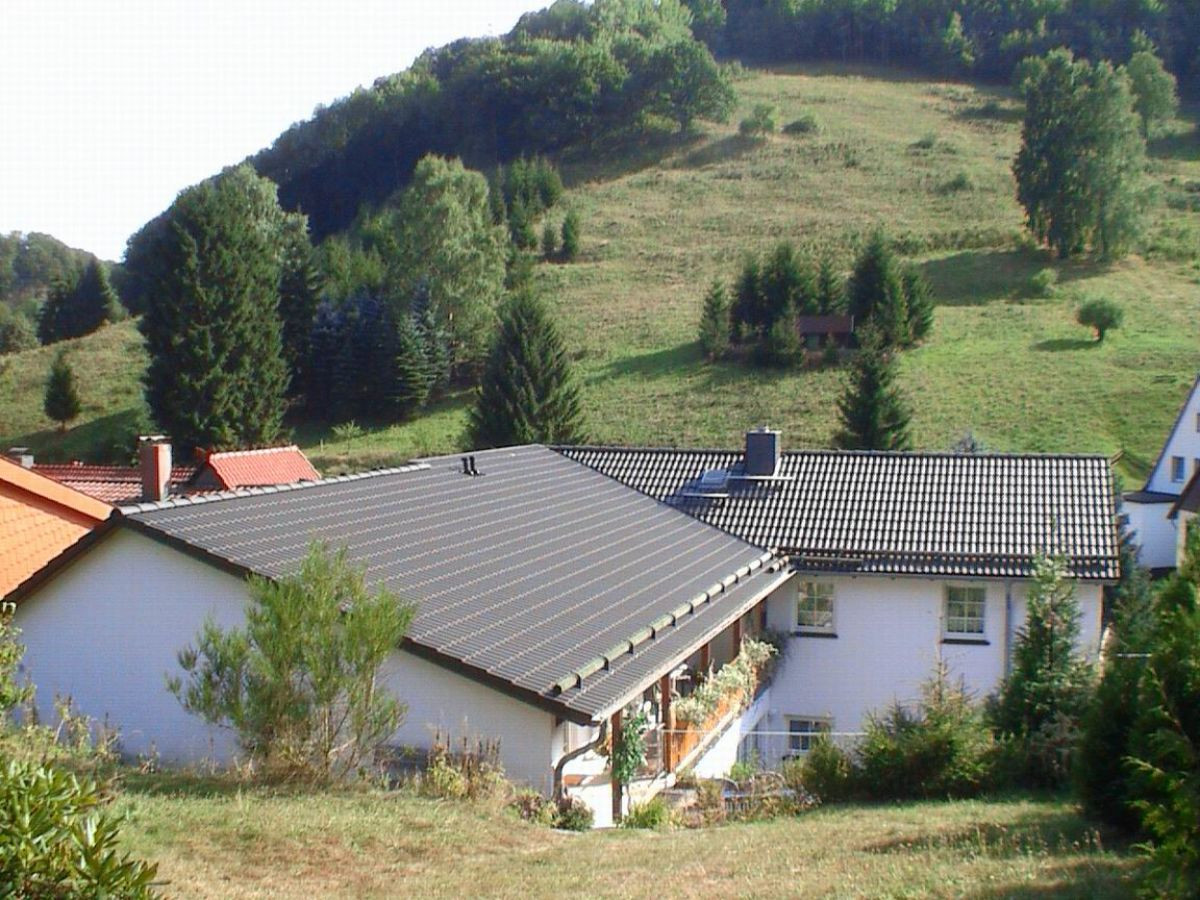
10 438 1117 825
1124 374 1200 571
561 431 1117 766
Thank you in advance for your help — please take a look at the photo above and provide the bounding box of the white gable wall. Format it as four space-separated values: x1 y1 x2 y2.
1145 376 1200 495
1124 498 1180 570
761 573 1103 747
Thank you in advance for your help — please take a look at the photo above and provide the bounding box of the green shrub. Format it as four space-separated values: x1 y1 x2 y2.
728 753 760 785
420 733 508 801
783 112 821 135
623 796 671 830
0 759 160 898
739 103 778 136
799 736 856 802
1028 268 1058 297
555 796 594 831
912 132 938 150
938 172 973 194
1076 298 1123 342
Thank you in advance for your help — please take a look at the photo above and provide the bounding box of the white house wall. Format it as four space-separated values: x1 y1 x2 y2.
14 528 246 763
1124 499 1180 570
1145 376 1200 495
761 574 1103 752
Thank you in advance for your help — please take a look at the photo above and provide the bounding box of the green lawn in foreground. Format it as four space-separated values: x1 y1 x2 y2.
2 65 1198 485
114 774 1138 899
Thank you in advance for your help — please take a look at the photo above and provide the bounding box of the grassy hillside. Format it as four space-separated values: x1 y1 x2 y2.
3 65 1198 483
116 776 1136 898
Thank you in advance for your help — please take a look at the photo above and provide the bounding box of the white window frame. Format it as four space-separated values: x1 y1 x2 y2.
785 716 831 754
944 584 986 637
1172 456 1186 482
796 581 835 634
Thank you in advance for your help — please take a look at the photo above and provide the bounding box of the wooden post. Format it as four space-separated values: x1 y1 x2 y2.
611 709 623 823
759 600 768 632
733 615 743 648
660 674 673 773
699 641 711 672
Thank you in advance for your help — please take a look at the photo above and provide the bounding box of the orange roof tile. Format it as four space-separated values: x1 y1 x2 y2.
32 463 197 504
201 446 320 490
0 458 110 598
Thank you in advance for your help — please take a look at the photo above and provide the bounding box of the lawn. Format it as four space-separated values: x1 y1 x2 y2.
113 773 1139 899
2 65 1198 485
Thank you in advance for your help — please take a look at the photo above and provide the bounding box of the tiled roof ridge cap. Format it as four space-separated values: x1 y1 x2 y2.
557 445 1113 461
551 550 780 696
206 444 304 459
119 462 431 515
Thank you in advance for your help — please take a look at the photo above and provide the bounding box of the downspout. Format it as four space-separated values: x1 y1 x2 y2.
553 720 608 802
1003 581 1013 678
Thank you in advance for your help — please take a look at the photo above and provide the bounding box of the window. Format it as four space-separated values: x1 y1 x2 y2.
1172 456 1186 482
944 585 986 636
1195 412 1200 433
796 581 835 633
786 717 830 754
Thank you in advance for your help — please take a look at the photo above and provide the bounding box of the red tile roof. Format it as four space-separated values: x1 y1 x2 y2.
199 446 320 491
0 458 110 598
33 463 197 505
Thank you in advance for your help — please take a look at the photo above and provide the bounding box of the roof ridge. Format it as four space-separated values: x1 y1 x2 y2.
557 445 1114 461
207 444 304 460
120 462 431 515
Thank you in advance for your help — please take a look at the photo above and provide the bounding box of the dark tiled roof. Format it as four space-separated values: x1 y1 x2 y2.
1170 468 1200 519
556 447 1118 581
1124 490 1179 504
119 446 786 722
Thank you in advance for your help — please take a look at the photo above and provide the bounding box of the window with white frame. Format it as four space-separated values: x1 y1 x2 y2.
944 585 986 636
786 716 830 754
796 581 835 633
1172 456 1186 482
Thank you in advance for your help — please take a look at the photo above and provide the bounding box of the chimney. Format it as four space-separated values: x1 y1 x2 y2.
139 436 172 502
6 447 34 469
744 427 780 477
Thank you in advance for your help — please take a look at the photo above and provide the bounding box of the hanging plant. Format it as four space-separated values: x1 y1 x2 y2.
611 710 649 786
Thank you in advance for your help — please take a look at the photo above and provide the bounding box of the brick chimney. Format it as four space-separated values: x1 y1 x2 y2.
138 436 172 502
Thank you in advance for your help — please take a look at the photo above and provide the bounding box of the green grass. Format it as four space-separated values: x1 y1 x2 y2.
114 774 1139 899
3 65 1198 486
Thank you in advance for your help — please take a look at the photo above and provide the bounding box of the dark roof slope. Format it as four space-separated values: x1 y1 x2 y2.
120 445 786 722
556 447 1118 581
1170 468 1200 519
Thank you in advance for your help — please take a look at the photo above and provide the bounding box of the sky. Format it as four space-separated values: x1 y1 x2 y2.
1 1 550 261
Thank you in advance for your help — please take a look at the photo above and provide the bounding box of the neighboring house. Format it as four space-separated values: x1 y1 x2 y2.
559 429 1117 765
29 442 319 504
795 314 854 349
9 437 1117 824
0 456 110 599
1123 374 1200 571
1169 468 1200 565
10 446 793 827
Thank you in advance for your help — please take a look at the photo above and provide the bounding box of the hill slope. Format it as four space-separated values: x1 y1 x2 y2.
2 65 1198 483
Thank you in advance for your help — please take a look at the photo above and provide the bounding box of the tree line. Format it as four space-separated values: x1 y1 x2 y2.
687 0 1200 98
246 0 732 241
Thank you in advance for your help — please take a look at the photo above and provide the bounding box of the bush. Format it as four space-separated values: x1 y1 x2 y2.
912 132 938 150
783 112 821 135
739 103 778 136
554 796 594 831
938 172 973 194
0 759 160 898
510 789 557 826
623 796 671 830
560 210 581 261
420 733 508 801
1076 298 1123 342
1029 267 1058 297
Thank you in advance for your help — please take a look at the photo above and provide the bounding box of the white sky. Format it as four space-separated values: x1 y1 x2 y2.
1 1 549 261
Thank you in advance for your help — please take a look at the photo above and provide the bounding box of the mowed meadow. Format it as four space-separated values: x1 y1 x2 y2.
2 65 1198 482
114 775 1138 899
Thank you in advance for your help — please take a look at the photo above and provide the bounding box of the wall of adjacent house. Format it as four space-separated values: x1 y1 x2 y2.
1124 498 1180 570
1145 377 1200 495
13 527 559 790
759 573 1104 754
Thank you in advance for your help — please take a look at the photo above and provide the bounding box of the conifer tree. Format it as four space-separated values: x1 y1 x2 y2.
389 313 432 419
542 219 558 258
833 330 912 451
698 279 731 361
560 210 581 261
849 229 910 347
278 225 323 398
139 165 291 451
467 291 585 449
412 280 451 398
44 351 81 431
816 256 845 314
36 277 71 345
903 266 934 341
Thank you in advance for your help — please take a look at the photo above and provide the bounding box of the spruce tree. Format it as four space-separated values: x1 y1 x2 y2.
69 259 123 335
278 225 323 398
833 330 912 451
412 279 451 398
560 210 581 261
44 351 81 431
467 291 585 449
37 277 72 345
903 266 934 341
541 219 558 258
849 229 910 347
698 279 731 361
139 165 291 452
816 256 845 314
389 313 432 419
